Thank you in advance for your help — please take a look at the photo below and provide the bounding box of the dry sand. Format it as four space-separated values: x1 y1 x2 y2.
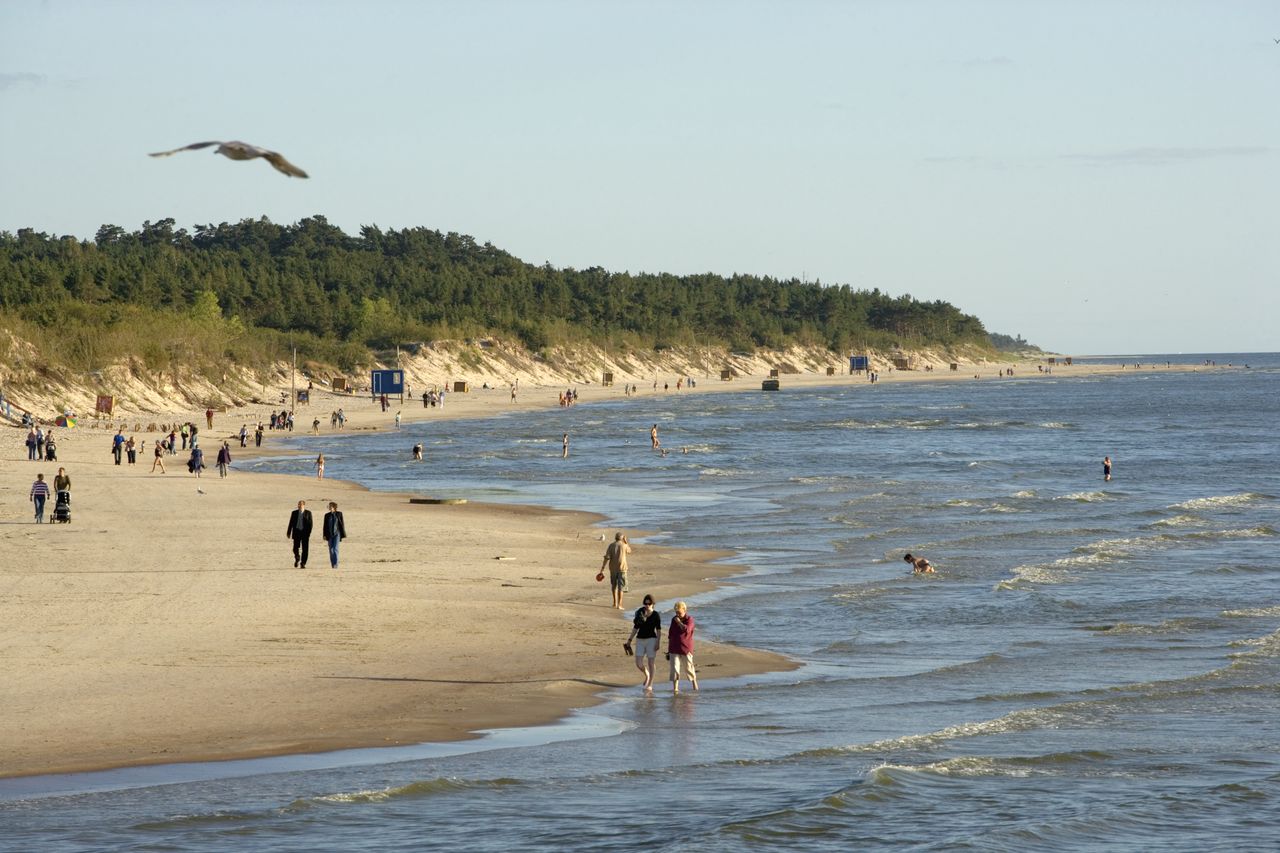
0 359 1214 777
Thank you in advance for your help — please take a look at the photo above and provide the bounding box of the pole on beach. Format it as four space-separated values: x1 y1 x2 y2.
291 344 297 416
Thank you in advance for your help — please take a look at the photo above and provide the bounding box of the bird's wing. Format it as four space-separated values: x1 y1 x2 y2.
261 150 309 178
148 141 223 158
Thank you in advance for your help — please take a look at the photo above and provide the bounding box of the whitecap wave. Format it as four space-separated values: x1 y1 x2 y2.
1171 492 1269 511
1222 605 1280 618
1147 514 1203 528
1055 491 1109 503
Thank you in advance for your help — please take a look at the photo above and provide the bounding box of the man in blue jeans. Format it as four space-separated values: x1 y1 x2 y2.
322 501 347 569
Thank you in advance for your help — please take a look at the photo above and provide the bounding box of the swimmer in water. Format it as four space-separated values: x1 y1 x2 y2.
904 553 935 574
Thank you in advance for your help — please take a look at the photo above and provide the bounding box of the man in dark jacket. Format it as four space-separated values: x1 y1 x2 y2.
287 500 313 568
322 501 347 569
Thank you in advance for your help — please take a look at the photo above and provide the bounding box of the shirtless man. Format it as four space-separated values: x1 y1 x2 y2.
904 553 935 574
650 424 660 449
601 532 632 609
1103 456 1112 481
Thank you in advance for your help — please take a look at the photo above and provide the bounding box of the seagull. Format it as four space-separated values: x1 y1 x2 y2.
149 140 309 178
197 487 206 495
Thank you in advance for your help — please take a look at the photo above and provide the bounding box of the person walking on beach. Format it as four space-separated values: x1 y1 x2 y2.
126 436 137 465
287 500 313 568
315 452 325 479
187 443 205 478
30 473 50 523
601 532 632 610
239 424 248 448
626 594 662 692
54 467 71 495
668 601 698 694
216 442 232 478
112 430 125 465
26 428 38 461
1103 456 1112 482
650 424 660 449
151 440 166 473
395 411 402 430
255 423 264 447
322 501 347 569
904 553 935 574
562 432 569 459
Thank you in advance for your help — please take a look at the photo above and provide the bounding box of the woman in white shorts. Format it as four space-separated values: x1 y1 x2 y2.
627 595 661 691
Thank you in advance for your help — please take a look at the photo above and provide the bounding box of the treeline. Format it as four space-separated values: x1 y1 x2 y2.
988 332 1044 353
1 216 992 370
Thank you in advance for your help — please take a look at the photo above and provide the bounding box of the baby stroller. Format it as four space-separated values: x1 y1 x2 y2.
53 489 71 524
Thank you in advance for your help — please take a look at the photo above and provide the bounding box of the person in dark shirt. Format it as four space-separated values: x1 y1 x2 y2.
626 595 662 692
287 500 313 568
322 502 346 569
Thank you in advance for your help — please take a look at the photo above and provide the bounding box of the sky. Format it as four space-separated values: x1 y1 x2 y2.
1 0 1277 354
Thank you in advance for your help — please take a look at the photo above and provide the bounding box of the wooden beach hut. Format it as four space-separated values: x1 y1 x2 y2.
720 369 734 381
452 381 470 393
601 371 614 387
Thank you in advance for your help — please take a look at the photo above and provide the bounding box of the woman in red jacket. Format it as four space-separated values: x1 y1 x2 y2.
667 601 698 694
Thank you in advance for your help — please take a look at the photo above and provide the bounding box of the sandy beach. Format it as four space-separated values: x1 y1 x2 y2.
0 358 1215 778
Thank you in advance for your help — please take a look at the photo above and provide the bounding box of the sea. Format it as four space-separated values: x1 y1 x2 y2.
4 353 1278 851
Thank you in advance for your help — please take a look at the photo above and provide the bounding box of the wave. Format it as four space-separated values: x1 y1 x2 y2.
1011 490 1038 498
1222 605 1280 618
1146 514 1204 528
828 418 946 430
1185 525 1276 540
995 553 1110 589
132 777 525 830
310 777 522 804
866 749 1115 782
1076 616 1222 636
995 570 1061 591
1037 422 1074 429
697 468 739 478
805 705 1084 757
1054 491 1110 503
1171 492 1272 511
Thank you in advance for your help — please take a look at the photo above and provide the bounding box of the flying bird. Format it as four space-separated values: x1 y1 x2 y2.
149 140 309 178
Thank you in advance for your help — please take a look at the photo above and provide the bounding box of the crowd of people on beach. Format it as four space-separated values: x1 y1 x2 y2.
11 367 1126 706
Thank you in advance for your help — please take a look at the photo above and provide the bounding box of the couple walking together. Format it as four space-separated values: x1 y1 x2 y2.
287 500 347 569
625 596 698 694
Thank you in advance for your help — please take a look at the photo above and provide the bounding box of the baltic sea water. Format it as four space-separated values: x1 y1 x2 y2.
4 354 1278 851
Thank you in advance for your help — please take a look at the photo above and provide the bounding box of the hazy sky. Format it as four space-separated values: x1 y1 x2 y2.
2 0 1277 353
